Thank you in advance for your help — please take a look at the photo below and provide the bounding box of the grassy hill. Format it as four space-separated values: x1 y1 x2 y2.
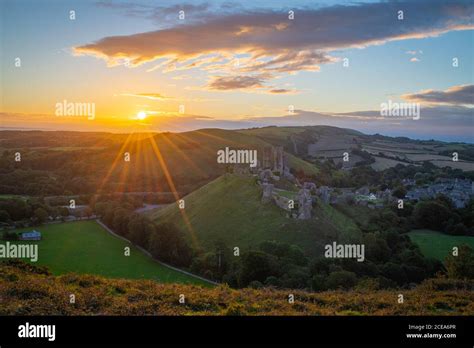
7 221 210 286
1 261 473 315
149 174 360 257
408 230 474 261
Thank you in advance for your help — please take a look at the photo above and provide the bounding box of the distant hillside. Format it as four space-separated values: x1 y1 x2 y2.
240 125 474 172
240 125 365 156
1 261 473 315
148 174 360 257
111 128 319 193
2 125 471 197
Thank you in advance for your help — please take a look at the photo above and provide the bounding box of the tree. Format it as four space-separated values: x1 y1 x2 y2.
148 223 192 267
2 231 18 241
279 268 310 289
381 262 407 285
413 201 451 231
127 215 153 248
287 245 308 266
310 274 327 291
112 208 131 235
325 270 357 289
84 206 93 218
392 185 407 199
33 207 48 224
446 222 469 236
363 232 391 262
49 207 59 220
445 245 474 279
93 202 110 217
239 251 275 287
59 207 69 217
0 210 11 222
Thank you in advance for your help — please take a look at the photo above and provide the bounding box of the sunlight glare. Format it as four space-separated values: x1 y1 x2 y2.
136 111 147 120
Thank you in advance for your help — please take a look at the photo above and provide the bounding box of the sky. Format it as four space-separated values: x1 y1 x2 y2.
0 0 473 142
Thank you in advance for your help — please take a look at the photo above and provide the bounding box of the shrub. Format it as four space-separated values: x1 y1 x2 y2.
325 271 357 290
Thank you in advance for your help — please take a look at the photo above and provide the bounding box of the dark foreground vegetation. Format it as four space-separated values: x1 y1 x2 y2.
0 261 472 316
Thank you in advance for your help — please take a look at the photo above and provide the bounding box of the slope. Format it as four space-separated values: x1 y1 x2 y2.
149 174 360 257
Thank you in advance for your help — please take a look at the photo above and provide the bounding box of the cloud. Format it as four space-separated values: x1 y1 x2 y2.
120 93 219 103
172 74 193 80
241 51 336 74
402 84 474 106
406 50 423 55
96 1 215 26
267 89 299 94
121 93 172 100
205 74 300 94
207 75 266 90
406 49 422 62
74 0 474 90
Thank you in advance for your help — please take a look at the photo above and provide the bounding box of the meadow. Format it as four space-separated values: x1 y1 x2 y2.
6 220 210 286
408 229 474 261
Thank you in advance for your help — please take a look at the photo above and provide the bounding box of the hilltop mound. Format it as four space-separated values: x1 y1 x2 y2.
148 174 360 257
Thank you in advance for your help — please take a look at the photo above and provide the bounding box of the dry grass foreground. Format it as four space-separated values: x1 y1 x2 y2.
1 261 473 316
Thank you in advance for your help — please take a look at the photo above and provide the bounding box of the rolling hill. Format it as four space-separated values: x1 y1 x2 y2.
148 174 361 257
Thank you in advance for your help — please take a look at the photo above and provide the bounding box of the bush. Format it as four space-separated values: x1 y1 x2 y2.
248 280 263 289
325 271 357 290
413 201 451 231
2 230 19 241
445 245 474 279
381 262 407 285
238 251 276 287
148 223 192 267
264 276 281 288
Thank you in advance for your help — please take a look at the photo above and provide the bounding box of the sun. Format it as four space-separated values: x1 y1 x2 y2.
136 111 147 120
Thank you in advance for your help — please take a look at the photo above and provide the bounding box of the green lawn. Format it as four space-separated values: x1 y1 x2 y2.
5 220 211 286
408 229 474 261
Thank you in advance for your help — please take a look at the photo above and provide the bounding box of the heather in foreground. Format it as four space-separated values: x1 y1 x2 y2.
1 261 473 316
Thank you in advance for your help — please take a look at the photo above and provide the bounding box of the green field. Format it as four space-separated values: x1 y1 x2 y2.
408 229 474 261
0 195 28 200
149 174 361 257
4 220 210 286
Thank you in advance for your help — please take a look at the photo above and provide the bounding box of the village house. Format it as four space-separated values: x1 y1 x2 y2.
20 230 42 241
405 178 473 208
